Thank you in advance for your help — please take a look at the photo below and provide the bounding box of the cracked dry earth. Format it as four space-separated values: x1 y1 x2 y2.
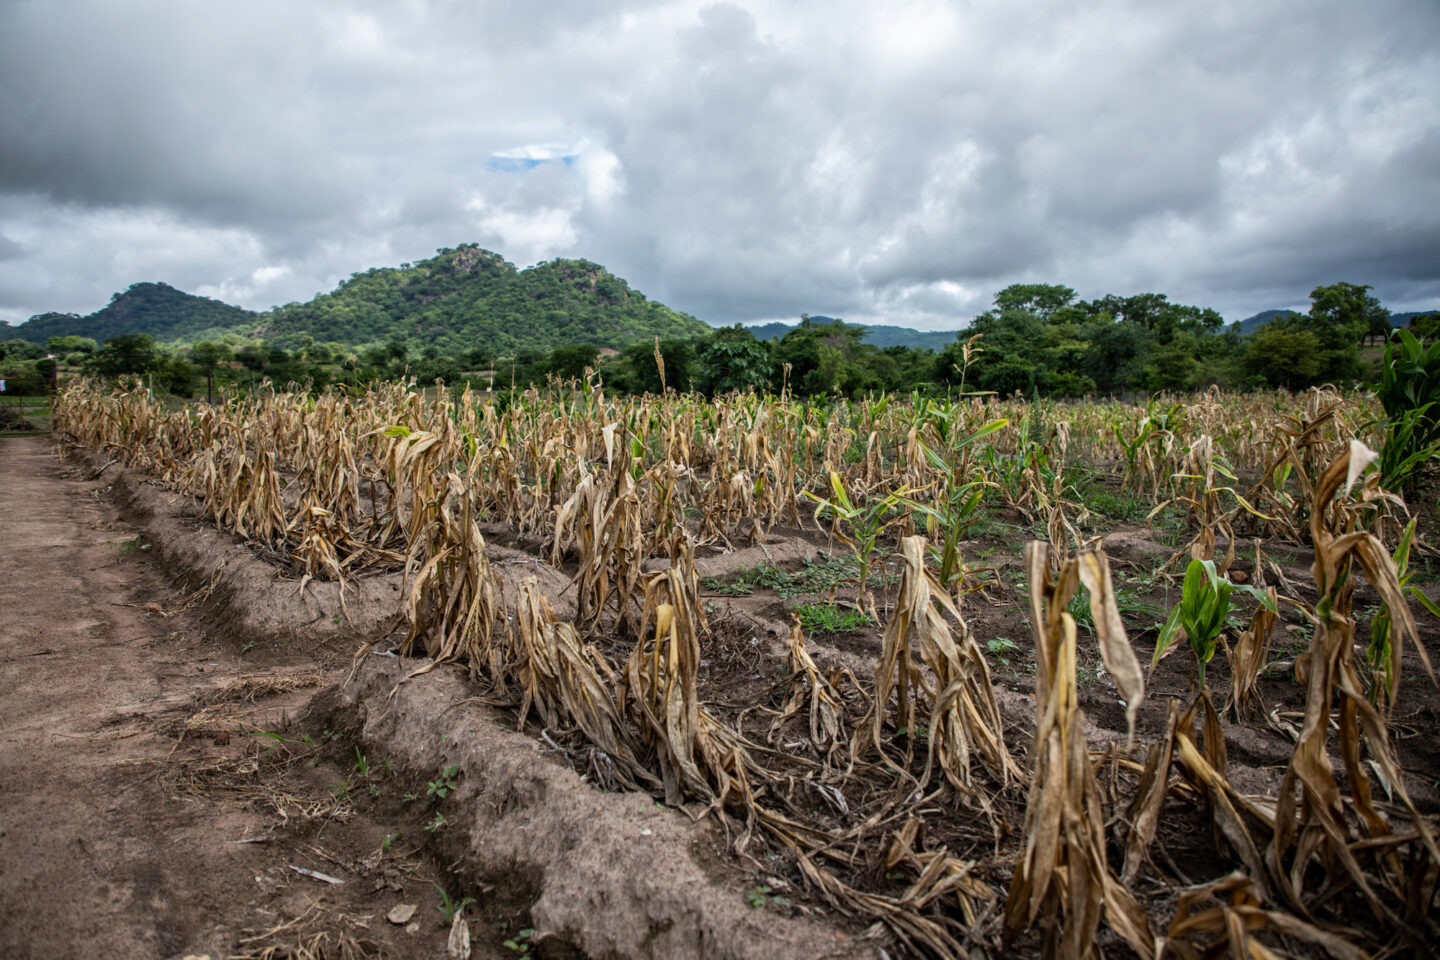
0 436 499 960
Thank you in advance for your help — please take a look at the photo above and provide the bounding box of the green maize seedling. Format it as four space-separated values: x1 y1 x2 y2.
1153 557 1274 691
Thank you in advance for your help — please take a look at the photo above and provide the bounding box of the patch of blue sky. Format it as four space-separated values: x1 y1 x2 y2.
487 155 578 173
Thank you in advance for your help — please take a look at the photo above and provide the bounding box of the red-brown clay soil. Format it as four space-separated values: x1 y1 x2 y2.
0 436 500 960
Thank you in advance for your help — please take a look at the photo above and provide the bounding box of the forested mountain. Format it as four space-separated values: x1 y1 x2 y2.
11 282 259 345
255 245 708 354
1238 306 1437 334
1393 310 1440 328
744 316 959 351
1236 309 1291 333
7 245 708 356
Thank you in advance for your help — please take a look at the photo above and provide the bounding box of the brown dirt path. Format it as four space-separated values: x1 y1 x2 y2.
0 436 490 960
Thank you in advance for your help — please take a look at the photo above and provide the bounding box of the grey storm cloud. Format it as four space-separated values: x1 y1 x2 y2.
1 0 1438 329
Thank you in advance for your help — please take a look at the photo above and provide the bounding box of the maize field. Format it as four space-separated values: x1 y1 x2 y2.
54 376 1440 958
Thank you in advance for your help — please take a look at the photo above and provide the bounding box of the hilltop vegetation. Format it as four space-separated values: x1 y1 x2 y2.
11 282 259 345
255 245 709 355
7 245 708 358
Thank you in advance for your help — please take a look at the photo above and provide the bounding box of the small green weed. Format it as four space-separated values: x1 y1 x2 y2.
1113 586 1164 623
355 747 381 796
701 555 892 600
701 565 773 596
1080 484 1151 524
1067 591 1095 631
427 763 460 803
986 636 1019 666
503 927 537 955
246 730 301 758
745 885 791 912
967 512 1024 541
434 882 474 923
790 603 874 634
424 811 447 832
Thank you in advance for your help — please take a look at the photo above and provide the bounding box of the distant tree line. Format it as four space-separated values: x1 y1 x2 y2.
508 281 1434 399
11 280 1434 402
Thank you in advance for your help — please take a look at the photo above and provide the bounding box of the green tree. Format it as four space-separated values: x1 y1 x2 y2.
1145 333 1202 392
614 338 695 394
360 343 392 369
773 317 867 394
160 356 196 397
1310 281 1390 342
0 338 45 361
994 283 1078 320
939 285 1235 398
954 288 1051 394
306 342 337 364
188 341 233 370
547 343 600 381
1081 319 1153 394
1408 314 1439 341
236 343 271 372
1242 327 1323 389
1098 293 1223 340
695 326 772 394
47 335 97 356
188 341 234 402
980 359 1037 396
1289 281 1382 381
88 334 161 377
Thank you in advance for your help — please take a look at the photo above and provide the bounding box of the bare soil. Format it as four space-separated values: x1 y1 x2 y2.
0 436 497 960
0 435 869 960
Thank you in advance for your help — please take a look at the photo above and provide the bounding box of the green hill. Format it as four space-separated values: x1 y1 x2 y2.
11 282 259 345
8 245 707 356
1238 306 1439 335
255 245 708 354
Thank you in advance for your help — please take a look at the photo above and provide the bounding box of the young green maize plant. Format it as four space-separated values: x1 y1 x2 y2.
803 471 910 618
897 418 1006 593
1153 557 1275 691
1366 518 1440 708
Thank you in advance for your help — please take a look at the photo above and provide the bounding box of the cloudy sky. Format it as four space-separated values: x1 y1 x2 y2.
2 0 1438 332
